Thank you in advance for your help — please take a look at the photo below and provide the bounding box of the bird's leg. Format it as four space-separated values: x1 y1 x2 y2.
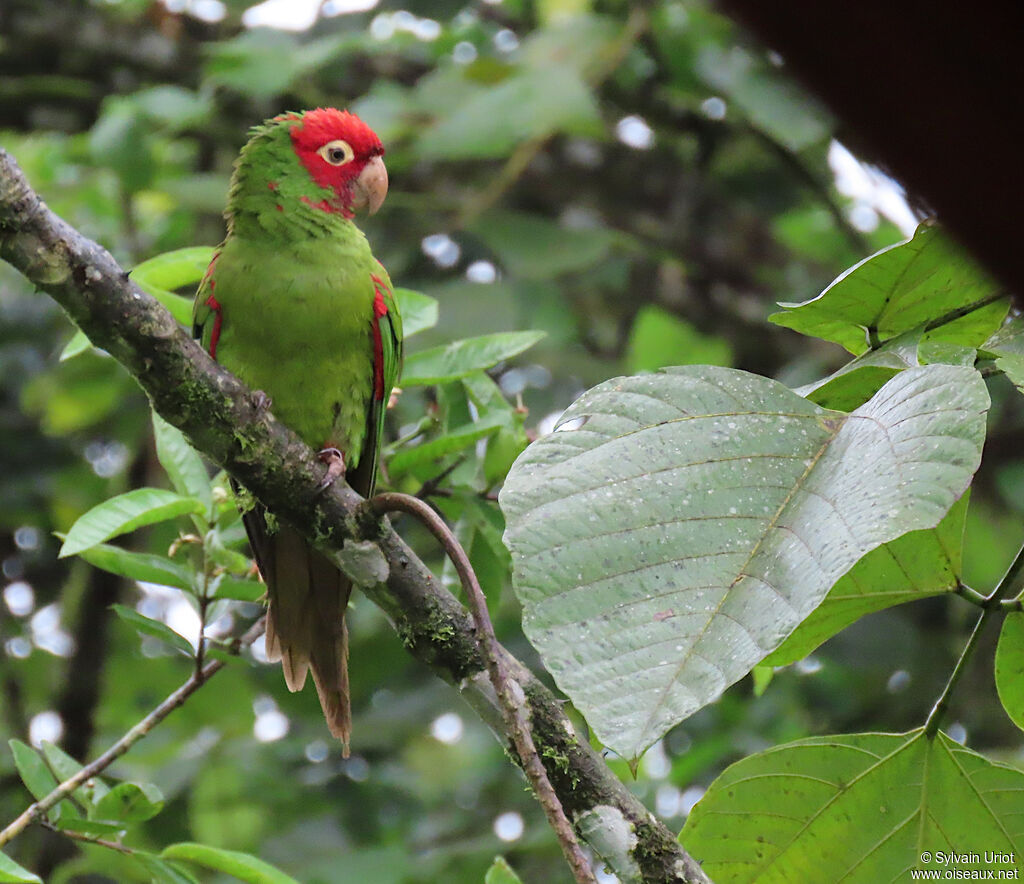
387 386 402 410
250 390 273 413
317 446 346 490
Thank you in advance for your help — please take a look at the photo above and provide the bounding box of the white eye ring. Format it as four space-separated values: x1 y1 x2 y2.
318 140 354 166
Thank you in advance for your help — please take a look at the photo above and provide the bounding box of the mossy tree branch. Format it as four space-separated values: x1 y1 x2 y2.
0 148 712 884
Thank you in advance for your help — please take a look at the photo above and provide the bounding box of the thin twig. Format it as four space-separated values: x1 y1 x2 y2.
925 541 1024 737
0 146 710 882
369 492 597 884
414 455 466 500
0 618 265 848
39 820 133 856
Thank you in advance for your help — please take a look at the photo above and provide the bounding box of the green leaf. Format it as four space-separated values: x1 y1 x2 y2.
996 353 1024 396
681 730 1024 882
147 288 195 326
133 85 211 130
211 575 265 602
770 225 1007 355
388 418 503 475
795 329 921 411
764 493 968 666
77 543 193 592
38 742 96 809
996 611 1024 732
111 604 194 657
469 210 620 280
394 288 439 338
500 365 987 759
9 740 57 802
695 44 829 151
0 852 42 884
93 781 164 823
403 331 546 387
152 412 213 520
485 856 524 884
626 305 733 373
89 100 156 192
131 247 214 292
59 488 205 558
59 329 94 362
131 247 214 326
54 816 127 836
420 65 602 160
981 313 1024 358
162 843 301 884
136 854 202 884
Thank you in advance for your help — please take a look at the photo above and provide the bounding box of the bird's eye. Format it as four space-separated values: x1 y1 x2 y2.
318 140 354 166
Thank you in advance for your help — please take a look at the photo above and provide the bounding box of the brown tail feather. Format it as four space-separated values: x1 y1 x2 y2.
241 503 353 754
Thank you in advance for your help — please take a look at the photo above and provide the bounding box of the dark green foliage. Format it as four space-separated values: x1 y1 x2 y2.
4 2 1024 883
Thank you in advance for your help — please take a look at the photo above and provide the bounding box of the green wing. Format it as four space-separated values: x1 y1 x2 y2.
192 249 222 354
347 264 403 498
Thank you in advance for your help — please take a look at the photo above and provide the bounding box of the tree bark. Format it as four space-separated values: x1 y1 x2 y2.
0 147 711 884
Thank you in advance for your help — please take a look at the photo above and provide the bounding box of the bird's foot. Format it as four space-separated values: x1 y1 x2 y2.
387 386 402 410
250 390 273 413
317 447 346 490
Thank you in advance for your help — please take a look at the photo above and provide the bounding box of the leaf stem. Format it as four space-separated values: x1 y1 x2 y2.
0 618 264 848
922 291 1008 333
39 820 134 856
954 582 988 607
368 492 597 884
925 540 1024 736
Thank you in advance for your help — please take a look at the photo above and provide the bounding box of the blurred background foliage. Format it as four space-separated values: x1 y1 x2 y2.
2 0 1023 881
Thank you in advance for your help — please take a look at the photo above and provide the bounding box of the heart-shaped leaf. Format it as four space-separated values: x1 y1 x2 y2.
770 224 1007 355
501 365 987 758
681 730 1024 883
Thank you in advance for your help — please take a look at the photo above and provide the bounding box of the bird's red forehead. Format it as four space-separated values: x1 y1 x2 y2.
290 108 383 158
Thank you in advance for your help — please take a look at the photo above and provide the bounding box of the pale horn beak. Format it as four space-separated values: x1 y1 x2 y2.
351 155 388 215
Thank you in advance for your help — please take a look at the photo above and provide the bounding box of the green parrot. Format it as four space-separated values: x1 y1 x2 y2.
193 108 403 754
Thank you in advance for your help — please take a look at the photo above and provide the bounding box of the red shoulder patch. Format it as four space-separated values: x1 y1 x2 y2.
370 274 390 400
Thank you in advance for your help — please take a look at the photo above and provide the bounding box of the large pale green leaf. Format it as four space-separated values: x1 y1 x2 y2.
0 852 42 884
770 225 1007 355
681 730 1024 883
162 843 301 884
402 331 546 386
59 488 205 558
501 365 987 758
995 611 1024 732
764 493 968 666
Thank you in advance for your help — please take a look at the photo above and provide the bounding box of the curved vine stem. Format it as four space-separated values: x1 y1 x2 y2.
368 492 597 884
925 540 1024 737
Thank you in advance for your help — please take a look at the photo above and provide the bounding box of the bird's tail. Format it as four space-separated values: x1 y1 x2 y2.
243 508 352 754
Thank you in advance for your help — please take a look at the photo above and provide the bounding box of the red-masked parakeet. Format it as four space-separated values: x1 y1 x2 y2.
193 108 403 753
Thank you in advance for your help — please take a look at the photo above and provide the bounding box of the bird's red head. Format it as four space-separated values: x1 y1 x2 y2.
288 108 388 216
